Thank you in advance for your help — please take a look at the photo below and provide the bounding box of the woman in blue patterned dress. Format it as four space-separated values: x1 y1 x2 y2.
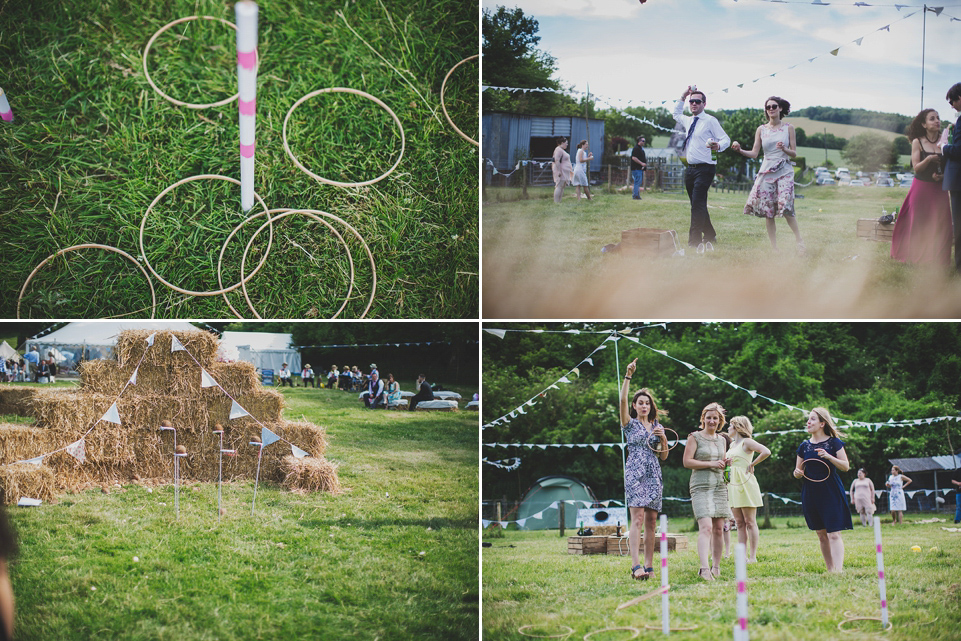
619 358 669 581
793 407 852 572
885 465 912 525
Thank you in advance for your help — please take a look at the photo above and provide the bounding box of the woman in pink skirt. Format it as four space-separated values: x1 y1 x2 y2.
890 109 952 265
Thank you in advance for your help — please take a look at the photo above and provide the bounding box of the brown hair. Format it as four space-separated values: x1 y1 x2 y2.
906 109 939 141
810 406 841 440
765 96 791 117
576 140 588 149
629 388 667 421
891 465 902 475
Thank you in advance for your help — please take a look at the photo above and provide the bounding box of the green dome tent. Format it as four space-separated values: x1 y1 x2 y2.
514 475 597 530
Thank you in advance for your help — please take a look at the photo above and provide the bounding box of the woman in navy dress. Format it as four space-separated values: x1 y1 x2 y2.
619 358 669 581
794 407 852 572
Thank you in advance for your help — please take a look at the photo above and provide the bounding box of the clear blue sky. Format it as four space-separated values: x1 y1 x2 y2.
483 0 961 122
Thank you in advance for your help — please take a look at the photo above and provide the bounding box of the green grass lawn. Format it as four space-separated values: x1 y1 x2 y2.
482 185 961 318
483 517 961 640
0 0 478 319
6 385 480 640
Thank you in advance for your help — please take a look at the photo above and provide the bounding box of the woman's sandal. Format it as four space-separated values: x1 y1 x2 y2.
631 564 645 580
697 567 714 581
644 567 655 580
711 566 720 579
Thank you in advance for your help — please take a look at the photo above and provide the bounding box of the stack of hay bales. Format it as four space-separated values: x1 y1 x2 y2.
0 329 339 504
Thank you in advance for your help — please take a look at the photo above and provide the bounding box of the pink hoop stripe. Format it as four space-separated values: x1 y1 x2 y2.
876 544 882 553
881 599 887 608
879 570 884 579
739 618 747 630
661 558 667 567
1 111 12 121
237 50 257 69
737 581 746 592
240 142 255 158
239 98 255 115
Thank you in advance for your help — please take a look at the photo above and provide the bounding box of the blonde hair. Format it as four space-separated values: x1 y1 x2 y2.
729 415 753 438
699 402 727 431
810 406 841 439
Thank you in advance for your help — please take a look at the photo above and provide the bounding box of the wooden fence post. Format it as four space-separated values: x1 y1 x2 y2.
559 502 566 537
762 492 771 529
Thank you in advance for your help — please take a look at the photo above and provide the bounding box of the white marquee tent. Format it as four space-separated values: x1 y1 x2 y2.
24 321 201 368
218 331 300 374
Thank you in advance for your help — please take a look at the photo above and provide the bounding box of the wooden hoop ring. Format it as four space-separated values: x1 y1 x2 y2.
583 627 639 640
139 174 272 296
17 244 157 319
142 15 258 109
837 617 892 633
645 427 680 453
439 54 478 146
801 457 831 483
239 210 354 319
643 624 699 632
518 625 574 639
282 87 406 188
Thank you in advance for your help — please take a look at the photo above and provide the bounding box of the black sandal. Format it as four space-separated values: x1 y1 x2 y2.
644 566 655 580
631 564 645 580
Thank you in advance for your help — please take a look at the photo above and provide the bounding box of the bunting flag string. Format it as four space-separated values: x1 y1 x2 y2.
295 339 475 349
484 324 666 337
482 457 522 471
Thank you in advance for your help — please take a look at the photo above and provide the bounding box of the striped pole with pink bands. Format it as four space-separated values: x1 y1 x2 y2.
235 1 258 212
660 514 669 635
873 517 889 627
0 88 14 122
734 542 749 641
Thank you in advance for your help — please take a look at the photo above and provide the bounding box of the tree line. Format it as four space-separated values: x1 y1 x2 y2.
482 323 961 504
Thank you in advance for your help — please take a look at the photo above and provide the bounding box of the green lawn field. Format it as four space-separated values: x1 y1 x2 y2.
6 385 480 640
482 185 961 318
483 518 961 640
0 0 478 319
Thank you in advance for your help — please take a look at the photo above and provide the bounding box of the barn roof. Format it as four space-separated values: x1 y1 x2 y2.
889 452 961 473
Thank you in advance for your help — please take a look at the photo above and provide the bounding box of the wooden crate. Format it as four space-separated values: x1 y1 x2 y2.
620 227 676 256
857 218 895 242
606 533 689 555
567 536 608 555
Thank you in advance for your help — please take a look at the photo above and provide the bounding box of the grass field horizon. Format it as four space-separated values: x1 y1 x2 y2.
5 385 480 640
482 184 961 318
483 518 961 640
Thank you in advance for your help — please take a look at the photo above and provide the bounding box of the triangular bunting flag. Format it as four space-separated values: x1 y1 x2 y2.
170 335 186 352
25 456 44 465
201 369 218 388
854 37 863 46
517 518 527 528
66 439 86 463
932 7 943 16
261 427 281 447
129 368 138 385
229 400 251 419
571 367 580 376
558 376 571 384
830 48 839 56
483 329 507 338
146 333 156 347
590 444 600 452
747 390 758 398
101 402 122 425
291 444 309 458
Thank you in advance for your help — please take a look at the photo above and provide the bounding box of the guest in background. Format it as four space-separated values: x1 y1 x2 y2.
301 364 315 388
572 140 594 201
631 136 648 200
886 465 912 525
409 374 434 411
552 137 573 204
951 464 961 524
339 365 352 391
278 363 293 387
683 402 731 580
362 371 385 409
849 468 876 527
385 373 401 406
939 82 961 271
726 416 771 562
794 407 852 572
327 365 339 390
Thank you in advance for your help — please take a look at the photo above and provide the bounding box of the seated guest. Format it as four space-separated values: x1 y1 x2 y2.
327 365 339 390
385 373 401 406
369 363 379 379
351 366 363 390
37 359 51 384
278 363 293 387
302 364 315 388
409 374 434 411
339 365 352 391
362 371 385 409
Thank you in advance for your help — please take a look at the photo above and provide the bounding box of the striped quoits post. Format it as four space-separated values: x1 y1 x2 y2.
235 1 258 212
660 514 669 635
734 542 749 640
874 517 889 627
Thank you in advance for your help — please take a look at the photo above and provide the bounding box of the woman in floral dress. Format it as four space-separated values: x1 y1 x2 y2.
619 358 669 581
731 96 806 254
886 465 912 525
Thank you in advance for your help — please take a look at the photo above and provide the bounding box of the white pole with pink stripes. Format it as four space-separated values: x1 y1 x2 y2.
235 1 258 212
873 517 889 627
734 542 749 641
659 514 669 635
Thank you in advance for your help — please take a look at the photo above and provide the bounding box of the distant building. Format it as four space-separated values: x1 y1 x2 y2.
483 111 605 180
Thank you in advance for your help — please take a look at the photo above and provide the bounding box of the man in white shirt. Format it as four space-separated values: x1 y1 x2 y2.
362 370 385 409
278 363 293 387
673 86 730 251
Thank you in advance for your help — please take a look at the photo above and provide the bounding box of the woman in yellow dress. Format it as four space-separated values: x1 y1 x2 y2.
726 416 771 563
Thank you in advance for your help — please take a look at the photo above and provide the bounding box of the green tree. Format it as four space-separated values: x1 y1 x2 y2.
842 132 898 172
482 6 576 115
716 108 766 178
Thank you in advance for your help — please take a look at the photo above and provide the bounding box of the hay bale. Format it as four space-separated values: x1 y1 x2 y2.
280 455 341 494
0 463 57 505
0 423 60 465
0 388 39 417
115 329 219 368
205 361 261 397
78 359 128 395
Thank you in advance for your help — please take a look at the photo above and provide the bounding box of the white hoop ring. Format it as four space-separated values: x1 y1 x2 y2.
239 210 355 319
142 15 258 109
440 54 478 146
838 617 893 633
518 625 574 639
583 628 639 641
139 174 272 297
282 87 406 188
800 457 831 483
17 244 157 319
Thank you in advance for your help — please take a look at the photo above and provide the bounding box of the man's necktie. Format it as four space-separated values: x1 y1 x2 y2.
682 116 699 154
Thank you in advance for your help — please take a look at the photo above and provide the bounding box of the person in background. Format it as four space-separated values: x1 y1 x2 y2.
794 407 852 572
683 402 731 581
0 506 16 641
572 140 594 201
327 365 339 390
618 358 668 581
339 365 352 391
23 347 39 382
369 363 379 379
47 355 57 384
384 373 401 407
939 82 961 272
951 464 961 524
362 370 385 409
886 464 912 525
350 366 363 390
552 137 573 204
409 374 434 411
849 468 876 527
726 416 771 562
37 358 51 384
301 364 315 388
278 363 293 387
630 135 648 200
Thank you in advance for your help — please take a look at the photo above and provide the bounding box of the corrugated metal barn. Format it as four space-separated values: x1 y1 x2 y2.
483 111 605 171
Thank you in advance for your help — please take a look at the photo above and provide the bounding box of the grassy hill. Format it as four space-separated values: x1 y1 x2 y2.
790 116 906 142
